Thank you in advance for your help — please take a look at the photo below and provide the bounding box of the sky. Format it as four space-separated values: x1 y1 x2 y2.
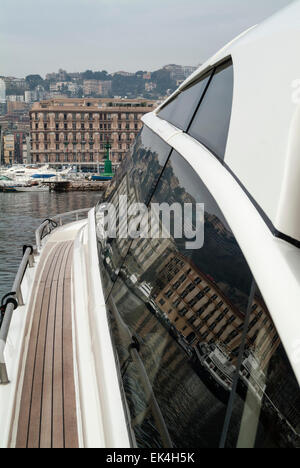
0 0 295 78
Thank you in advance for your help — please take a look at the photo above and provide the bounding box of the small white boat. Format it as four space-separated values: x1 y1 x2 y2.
0 165 72 184
0 176 23 192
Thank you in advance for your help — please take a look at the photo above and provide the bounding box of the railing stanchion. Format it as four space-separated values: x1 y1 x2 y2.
0 246 34 384
29 253 34 268
16 287 24 307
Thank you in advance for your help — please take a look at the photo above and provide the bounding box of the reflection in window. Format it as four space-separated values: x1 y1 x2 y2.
98 141 300 448
188 59 233 160
224 288 300 449
106 151 255 447
95 125 171 300
158 72 212 131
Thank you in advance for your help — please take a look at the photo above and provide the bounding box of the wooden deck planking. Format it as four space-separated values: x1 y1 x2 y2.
15 243 61 448
52 245 73 449
15 241 78 449
39 244 71 448
27 243 66 449
63 276 78 448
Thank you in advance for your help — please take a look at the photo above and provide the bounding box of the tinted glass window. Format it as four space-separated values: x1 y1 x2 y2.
99 145 300 448
105 151 255 448
158 73 211 131
224 286 300 449
96 126 171 300
188 59 233 160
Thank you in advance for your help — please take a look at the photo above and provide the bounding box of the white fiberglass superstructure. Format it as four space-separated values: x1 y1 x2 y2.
0 1 300 449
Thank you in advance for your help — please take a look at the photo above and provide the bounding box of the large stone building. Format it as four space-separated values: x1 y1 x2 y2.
2 132 29 165
152 251 280 371
3 134 15 165
83 80 112 96
30 98 155 165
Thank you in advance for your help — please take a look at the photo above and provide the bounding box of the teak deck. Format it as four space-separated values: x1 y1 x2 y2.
15 241 79 448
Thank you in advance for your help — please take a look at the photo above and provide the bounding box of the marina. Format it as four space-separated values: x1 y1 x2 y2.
0 165 113 192
0 145 115 192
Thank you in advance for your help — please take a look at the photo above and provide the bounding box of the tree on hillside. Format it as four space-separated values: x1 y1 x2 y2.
25 75 44 90
112 74 145 97
82 70 111 81
151 69 176 94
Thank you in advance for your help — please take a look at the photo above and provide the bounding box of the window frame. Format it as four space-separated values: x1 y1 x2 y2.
158 57 234 161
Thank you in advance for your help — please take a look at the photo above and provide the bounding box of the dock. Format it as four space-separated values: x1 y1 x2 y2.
45 180 110 192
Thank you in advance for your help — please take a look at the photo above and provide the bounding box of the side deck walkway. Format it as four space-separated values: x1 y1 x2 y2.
15 241 79 448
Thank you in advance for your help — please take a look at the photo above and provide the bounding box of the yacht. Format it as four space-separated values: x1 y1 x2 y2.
0 175 24 192
0 175 15 187
1 2 300 449
0 165 72 183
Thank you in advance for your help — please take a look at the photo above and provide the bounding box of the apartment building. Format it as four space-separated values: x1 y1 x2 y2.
30 98 156 165
153 251 280 371
3 134 15 165
83 80 112 96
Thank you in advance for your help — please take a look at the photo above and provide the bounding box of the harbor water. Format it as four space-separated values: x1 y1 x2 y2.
0 191 101 300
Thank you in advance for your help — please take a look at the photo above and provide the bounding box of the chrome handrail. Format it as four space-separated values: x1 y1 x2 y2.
35 207 91 252
0 246 34 384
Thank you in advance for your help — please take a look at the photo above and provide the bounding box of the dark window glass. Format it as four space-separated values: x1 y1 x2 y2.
158 72 211 131
224 286 300 449
98 144 300 449
95 126 171 300
188 59 233 160
105 150 255 448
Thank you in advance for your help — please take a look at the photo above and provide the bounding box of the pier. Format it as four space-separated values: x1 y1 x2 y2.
45 180 110 192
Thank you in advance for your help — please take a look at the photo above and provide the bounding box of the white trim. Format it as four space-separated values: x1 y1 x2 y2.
71 211 130 448
72 223 107 448
86 208 130 448
70 270 84 449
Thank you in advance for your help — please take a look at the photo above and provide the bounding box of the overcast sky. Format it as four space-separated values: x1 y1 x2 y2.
0 0 295 78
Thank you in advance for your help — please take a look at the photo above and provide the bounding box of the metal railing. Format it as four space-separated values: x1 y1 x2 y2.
0 207 91 384
35 207 91 252
0 246 34 384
